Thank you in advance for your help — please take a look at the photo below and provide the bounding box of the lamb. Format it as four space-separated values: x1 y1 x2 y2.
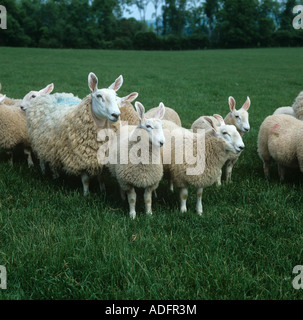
0 83 54 167
26 72 123 196
292 91 303 120
257 114 303 181
273 106 294 116
106 102 165 219
191 96 250 184
145 105 182 126
162 115 244 215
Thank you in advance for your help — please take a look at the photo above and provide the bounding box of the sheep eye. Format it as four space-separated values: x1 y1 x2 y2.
146 125 152 129
223 132 228 135
235 115 240 118
31 95 36 99
97 94 103 99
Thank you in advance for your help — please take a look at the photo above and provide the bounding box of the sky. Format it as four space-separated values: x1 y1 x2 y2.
122 3 155 21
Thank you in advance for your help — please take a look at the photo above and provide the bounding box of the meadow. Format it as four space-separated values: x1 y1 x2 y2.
0 46 303 300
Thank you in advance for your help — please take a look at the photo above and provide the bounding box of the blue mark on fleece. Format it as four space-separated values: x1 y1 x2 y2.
56 97 81 106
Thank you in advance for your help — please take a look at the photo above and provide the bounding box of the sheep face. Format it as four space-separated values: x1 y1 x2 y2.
89 72 122 123
228 96 251 133
204 115 245 155
20 83 54 111
135 101 166 148
218 124 245 154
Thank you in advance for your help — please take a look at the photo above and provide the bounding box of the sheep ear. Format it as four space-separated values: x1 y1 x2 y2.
228 96 236 113
154 102 166 120
213 114 224 125
204 116 218 132
88 72 98 92
119 92 138 106
0 83 2 92
135 101 146 124
241 96 251 111
0 95 6 104
109 75 123 92
39 83 54 95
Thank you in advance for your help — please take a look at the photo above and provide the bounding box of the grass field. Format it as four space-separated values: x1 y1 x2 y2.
0 47 303 300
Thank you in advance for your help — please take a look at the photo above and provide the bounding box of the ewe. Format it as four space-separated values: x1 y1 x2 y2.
191 96 250 184
0 83 54 166
163 115 244 215
258 114 303 181
26 72 123 195
107 102 165 219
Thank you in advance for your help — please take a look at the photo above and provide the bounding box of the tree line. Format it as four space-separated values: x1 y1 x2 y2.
0 0 302 50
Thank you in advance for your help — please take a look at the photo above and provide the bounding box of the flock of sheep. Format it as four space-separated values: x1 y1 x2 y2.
1 72 300 219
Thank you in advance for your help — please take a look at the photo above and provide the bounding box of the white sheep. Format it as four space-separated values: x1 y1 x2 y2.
162 115 244 215
292 91 303 120
258 114 303 181
191 96 250 184
273 106 294 116
0 83 54 166
26 72 123 195
117 92 140 125
145 105 182 126
106 102 165 219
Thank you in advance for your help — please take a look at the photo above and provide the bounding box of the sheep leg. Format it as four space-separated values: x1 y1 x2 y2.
169 179 174 192
7 151 13 165
226 158 238 183
24 148 34 168
263 160 271 180
127 187 137 219
120 188 126 201
278 164 286 182
179 187 188 213
196 187 203 216
40 159 46 175
50 165 59 179
216 169 222 186
144 187 153 215
97 174 106 193
81 173 90 196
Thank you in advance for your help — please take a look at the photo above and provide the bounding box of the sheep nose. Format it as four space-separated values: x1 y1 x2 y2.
111 112 120 120
239 145 245 150
160 141 164 147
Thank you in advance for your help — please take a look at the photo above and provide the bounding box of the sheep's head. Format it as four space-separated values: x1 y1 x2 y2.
135 101 166 148
228 96 251 133
204 114 245 154
117 92 138 108
20 83 54 111
89 72 122 123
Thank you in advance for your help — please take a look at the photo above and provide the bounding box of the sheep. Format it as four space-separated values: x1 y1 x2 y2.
145 105 182 126
26 72 123 196
117 92 140 125
162 115 244 215
0 83 54 167
273 106 294 116
257 114 303 181
191 96 250 184
292 91 303 120
106 101 165 219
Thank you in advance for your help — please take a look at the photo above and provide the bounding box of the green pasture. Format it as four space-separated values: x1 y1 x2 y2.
0 47 303 299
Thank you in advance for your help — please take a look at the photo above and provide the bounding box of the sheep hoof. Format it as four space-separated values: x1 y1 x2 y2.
130 212 136 219
197 210 203 216
146 210 153 215
181 207 187 213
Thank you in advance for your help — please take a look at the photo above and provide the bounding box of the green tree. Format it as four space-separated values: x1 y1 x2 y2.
162 0 187 36
215 0 259 48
